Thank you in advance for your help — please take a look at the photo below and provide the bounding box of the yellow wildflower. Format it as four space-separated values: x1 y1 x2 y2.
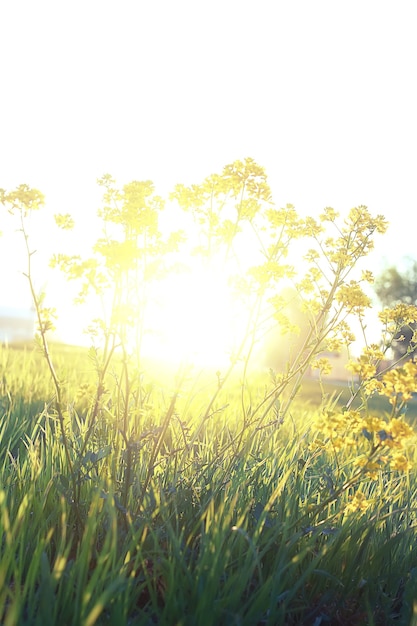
361 270 374 283
326 337 343 352
354 456 381 480
346 360 376 380
328 249 350 266
363 379 385 397
331 436 344 451
319 207 339 222
386 418 415 445
308 438 326 452
390 453 412 471
296 277 315 294
381 362 417 404
336 281 372 312
311 358 332 376
345 490 370 515
379 304 417 326
302 216 323 237
361 416 386 434
304 248 320 262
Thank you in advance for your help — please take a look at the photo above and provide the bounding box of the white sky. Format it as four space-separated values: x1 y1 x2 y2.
1 0 416 351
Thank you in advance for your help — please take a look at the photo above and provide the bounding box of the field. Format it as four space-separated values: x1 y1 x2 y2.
1 342 417 626
3 166 417 625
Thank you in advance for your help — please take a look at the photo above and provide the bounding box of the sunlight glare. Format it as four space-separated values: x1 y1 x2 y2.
142 264 243 368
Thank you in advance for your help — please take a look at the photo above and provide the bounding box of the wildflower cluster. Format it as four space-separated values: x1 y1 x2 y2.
335 281 372 315
313 409 361 452
379 303 417 330
313 407 415 479
345 490 369 516
352 346 417 408
251 205 389 391
347 344 385 381
379 303 417 362
380 361 417 403
310 357 332 376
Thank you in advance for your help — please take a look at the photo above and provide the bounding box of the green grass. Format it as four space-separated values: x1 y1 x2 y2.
1 343 417 625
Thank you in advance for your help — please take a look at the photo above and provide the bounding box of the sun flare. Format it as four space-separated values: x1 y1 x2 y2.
142 263 244 368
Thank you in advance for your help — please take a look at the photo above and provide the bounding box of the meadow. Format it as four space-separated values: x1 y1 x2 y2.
2 160 417 625
1 342 417 626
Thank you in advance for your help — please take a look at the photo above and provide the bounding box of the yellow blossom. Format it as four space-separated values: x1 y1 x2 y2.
390 453 412 471
345 490 370 515
296 277 316 294
361 270 374 283
363 379 385 397
354 457 381 480
266 205 304 235
328 249 351 266
380 362 417 404
319 207 339 222
361 416 386 433
336 281 372 312
308 438 326 452
302 216 323 237
346 360 376 380
331 436 344 450
301 298 323 315
311 358 332 375
274 311 301 336
373 214 389 234
347 345 385 381
363 345 385 361
304 248 320 262
379 304 417 327
315 409 361 444
386 418 415 444
326 337 343 352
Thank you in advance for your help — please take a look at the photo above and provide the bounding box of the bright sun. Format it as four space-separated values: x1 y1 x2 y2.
142 263 244 368
53 262 248 369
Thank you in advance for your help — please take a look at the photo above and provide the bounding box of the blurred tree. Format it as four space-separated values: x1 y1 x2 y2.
374 259 417 361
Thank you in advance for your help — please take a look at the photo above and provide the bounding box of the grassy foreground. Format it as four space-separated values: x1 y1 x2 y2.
1 343 417 626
